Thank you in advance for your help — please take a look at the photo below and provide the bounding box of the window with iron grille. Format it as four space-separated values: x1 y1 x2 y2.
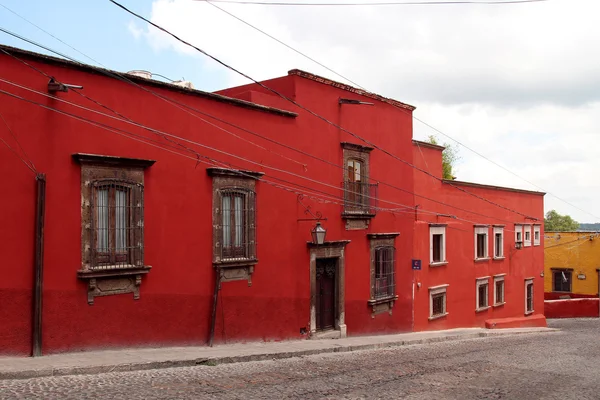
429 285 448 319
367 233 399 315
515 224 523 245
524 225 532 247
91 179 144 269
533 225 541 246
494 275 505 306
552 269 572 293
74 153 154 305
525 279 534 314
476 278 489 310
474 226 488 259
219 189 255 260
374 246 395 300
208 168 261 274
341 142 376 218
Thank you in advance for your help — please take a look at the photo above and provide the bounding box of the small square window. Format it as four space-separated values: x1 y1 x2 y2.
429 285 448 319
525 279 534 314
494 275 505 306
476 278 489 311
430 226 446 265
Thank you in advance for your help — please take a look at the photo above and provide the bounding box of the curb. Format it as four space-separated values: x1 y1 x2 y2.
0 328 558 380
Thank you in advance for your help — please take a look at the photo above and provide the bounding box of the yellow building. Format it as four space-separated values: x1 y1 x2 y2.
544 231 600 299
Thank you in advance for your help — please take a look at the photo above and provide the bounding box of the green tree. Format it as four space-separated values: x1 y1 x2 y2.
427 135 460 180
544 210 579 231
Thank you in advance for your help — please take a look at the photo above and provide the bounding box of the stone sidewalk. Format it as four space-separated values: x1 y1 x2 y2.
0 327 557 380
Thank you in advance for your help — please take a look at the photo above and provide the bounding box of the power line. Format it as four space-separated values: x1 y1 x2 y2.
202 0 600 222
197 0 547 6
108 0 539 221
0 33 533 228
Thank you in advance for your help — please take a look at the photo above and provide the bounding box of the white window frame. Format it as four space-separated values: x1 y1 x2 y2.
493 226 504 259
474 226 489 260
525 278 534 315
476 277 490 312
429 225 447 266
429 284 449 320
493 274 506 306
514 224 523 246
523 225 532 247
533 225 541 246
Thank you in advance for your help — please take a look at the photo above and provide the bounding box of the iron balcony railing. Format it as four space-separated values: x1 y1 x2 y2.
342 181 378 215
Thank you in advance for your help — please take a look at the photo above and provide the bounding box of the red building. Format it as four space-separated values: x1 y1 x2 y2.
0 45 545 356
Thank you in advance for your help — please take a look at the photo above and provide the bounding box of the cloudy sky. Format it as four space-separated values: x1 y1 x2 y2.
2 0 600 222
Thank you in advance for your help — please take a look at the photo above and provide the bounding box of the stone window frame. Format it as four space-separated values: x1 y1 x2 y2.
73 153 155 305
367 233 400 316
493 274 506 307
533 224 541 246
524 278 534 315
551 268 573 293
429 224 447 266
523 224 532 247
476 276 490 312
429 284 449 320
208 168 263 286
515 224 523 246
474 225 490 261
493 225 504 259
341 142 375 230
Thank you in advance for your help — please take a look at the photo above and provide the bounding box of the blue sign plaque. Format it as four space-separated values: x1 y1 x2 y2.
412 259 422 270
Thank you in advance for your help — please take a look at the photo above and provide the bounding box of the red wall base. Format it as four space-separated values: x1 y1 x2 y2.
484 314 547 329
544 299 600 319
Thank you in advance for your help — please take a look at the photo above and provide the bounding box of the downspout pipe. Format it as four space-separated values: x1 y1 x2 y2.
32 173 46 357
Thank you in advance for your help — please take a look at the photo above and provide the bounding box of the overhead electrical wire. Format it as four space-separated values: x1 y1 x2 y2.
0 30 535 228
0 109 37 175
203 0 599 223
107 0 540 221
0 44 534 231
196 0 548 6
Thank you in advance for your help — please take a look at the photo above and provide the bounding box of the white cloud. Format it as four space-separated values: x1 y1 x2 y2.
130 0 600 222
127 20 144 40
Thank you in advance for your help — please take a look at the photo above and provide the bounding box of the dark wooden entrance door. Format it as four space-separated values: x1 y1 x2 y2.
316 258 336 331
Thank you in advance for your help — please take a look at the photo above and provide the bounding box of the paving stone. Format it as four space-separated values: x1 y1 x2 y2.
0 319 596 399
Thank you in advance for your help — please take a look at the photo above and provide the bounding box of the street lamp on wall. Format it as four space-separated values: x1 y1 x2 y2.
311 222 327 245
515 241 523 250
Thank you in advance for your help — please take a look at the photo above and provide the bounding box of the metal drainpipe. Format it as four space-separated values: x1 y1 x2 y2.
208 269 221 347
32 173 46 357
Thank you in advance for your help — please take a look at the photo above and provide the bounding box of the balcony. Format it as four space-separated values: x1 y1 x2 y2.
342 181 378 217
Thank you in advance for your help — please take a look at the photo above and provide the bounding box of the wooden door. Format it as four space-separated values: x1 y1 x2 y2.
316 258 336 331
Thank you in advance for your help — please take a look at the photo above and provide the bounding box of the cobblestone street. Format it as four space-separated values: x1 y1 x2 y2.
1 319 598 399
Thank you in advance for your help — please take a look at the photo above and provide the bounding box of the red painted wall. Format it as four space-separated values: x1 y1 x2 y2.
544 299 599 318
0 48 545 356
0 50 414 355
411 144 546 331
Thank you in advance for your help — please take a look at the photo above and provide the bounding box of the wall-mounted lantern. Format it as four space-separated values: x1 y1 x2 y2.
515 241 523 250
311 222 327 245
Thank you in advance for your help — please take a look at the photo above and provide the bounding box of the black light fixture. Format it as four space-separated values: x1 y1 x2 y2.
515 241 523 250
311 222 327 245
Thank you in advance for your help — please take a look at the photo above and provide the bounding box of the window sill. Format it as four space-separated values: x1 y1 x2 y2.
492 257 505 261
341 212 376 220
368 295 398 306
429 261 448 267
493 302 505 308
476 306 490 313
214 258 258 268
429 312 449 321
474 257 491 263
77 265 152 279
525 310 534 316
